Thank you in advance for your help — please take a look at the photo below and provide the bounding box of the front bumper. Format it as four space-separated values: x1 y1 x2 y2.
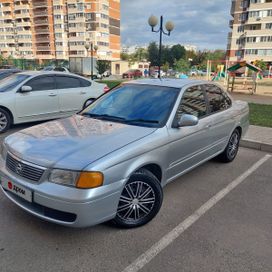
0 155 125 227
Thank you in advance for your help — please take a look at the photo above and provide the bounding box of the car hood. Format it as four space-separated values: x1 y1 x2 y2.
5 115 157 170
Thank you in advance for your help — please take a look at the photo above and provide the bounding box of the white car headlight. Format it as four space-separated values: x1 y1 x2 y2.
49 169 104 189
49 169 79 187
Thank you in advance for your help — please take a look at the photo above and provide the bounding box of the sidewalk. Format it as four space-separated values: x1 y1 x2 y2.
231 93 272 105
241 125 272 153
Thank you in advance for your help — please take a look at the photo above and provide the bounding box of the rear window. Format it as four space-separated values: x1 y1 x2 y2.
55 76 81 89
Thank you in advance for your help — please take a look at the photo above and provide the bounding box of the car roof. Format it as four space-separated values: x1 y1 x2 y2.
16 71 87 79
127 78 208 89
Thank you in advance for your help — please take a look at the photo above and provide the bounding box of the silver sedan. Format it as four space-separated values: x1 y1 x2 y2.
0 79 249 228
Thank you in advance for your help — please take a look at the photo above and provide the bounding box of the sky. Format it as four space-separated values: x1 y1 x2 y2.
120 0 232 50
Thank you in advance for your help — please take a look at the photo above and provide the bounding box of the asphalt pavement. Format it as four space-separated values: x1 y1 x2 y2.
0 128 271 272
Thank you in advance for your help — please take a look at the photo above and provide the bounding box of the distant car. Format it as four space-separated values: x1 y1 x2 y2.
102 70 111 77
0 71 106 133
0 65 17 70
42 66 70 73
122 69 142 79
0 79 249 228
0 69 21 81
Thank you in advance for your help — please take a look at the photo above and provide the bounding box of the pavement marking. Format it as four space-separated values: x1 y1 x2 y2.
122 154 272 272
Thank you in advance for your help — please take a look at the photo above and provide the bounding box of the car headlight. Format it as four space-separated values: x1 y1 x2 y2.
49 169 104 189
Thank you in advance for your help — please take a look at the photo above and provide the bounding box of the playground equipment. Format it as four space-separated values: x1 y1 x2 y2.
227 61 262 94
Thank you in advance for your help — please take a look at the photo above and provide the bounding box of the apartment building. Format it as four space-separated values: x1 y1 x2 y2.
227 0 272 64
0 0 120 61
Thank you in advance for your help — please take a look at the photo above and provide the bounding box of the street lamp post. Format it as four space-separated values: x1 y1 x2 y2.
148 15 174 78
85 42 98 80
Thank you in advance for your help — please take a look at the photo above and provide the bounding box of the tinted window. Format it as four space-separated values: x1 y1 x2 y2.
176 85 207 118
54 67 65 72
204 84 231 113
55 76 81 89
0 72 9 80
80 78 91 87
82 84 179 128
26 76 55 91
0 74 30 92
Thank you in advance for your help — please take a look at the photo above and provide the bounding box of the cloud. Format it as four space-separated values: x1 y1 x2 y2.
120 0 231 50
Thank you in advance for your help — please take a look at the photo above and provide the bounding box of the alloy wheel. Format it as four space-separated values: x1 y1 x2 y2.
117 181 156 222
227 132 239 159
0 112 8 132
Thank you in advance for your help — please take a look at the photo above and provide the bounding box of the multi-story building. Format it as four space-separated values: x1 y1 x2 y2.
227 0 272 64
0 0 120 61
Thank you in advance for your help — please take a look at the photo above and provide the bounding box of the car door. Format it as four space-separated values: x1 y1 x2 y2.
202 84 235 154
166 85 214 181
15 75 59 121
55 75 88 114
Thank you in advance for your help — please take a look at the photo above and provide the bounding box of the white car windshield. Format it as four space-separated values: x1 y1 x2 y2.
0 74 30 92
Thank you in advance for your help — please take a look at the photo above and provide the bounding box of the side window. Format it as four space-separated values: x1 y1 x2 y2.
54 67 65 72
204 84 232 113
55 76 81 89
25 76 55 91
176 85 207 119
80 78 92 87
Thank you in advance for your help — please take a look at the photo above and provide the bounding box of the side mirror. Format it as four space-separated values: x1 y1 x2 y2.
176 114 199 128
21 86 32 92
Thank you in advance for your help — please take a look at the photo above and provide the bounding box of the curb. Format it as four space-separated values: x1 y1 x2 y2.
240 139 272 153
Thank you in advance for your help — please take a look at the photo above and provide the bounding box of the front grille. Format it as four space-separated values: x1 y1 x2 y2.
6 153 45 182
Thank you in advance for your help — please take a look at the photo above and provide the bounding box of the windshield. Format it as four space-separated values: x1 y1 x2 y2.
81 84 179 127
0 74 30 92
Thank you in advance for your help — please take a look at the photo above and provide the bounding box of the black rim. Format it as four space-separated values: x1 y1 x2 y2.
117 181 156 223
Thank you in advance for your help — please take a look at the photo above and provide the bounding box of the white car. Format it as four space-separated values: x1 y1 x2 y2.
0 71 106 133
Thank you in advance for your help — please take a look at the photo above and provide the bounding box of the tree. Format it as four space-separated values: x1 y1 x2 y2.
170 44 186 65
96 60 110 75
162 62 170 72
134 47 148 61
120 53 130 61
174 59 190 73
147 42 159 66
254 59 267 71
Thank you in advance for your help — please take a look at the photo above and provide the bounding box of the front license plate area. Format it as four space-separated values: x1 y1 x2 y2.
1 177 32 203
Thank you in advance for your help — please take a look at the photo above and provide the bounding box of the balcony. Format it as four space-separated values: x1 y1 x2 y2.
36 46 51 51
34 19 49 26
229 20 234 29
35 28 50 34
33 11 48 18
1 6 12 12
36 36 50 43
32 1 47 8
16 21 31 27
14 4 29 11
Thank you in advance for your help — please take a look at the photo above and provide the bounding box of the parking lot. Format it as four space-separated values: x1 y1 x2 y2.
0 124 271 272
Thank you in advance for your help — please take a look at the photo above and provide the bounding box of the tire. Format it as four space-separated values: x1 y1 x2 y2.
0 108 11 133
83 98 95 109
217 129 241 163
112 169 163 228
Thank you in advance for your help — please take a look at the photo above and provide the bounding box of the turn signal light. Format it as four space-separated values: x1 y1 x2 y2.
76 172 104 189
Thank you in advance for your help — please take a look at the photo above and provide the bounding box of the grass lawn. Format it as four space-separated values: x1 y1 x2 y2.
249 103 272 128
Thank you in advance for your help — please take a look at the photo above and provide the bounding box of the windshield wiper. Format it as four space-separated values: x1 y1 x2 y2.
81 113 126 122
125 119 159 124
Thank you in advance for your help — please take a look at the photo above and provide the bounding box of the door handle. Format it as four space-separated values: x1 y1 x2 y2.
205 124 211 129
80 91 87 94
48 93 57 97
